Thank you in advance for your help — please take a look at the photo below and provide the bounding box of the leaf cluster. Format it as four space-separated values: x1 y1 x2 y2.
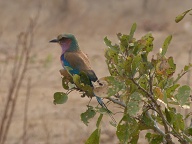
53 22 192 143
102 23 192 143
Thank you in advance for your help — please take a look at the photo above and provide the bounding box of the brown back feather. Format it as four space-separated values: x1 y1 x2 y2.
64 50 98 82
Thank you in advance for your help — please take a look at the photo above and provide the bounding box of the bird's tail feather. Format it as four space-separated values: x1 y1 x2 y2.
95 95 116 124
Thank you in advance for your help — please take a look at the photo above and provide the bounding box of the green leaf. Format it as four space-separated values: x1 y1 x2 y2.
138 75 148 90
175 9 192 23
73 74 81 86
168 108 185 132
153 87 163 100
184 65 189 71
104 37 119 52
104 36 112 47
116 115 139 143
62 77 69 90
184 63 192 71
123 56 134 77
106 48 118 64
141 33 154 53
166 57 176 76
73 74 93 96
129 23 137 41
166 84 180 98
175 85 191 106
131 55 141 76
139 112 155 130
145 133 164 144
161 35 172 56
139 62 149 76
96 114 103 128
163 91 168 106
79 71 91 85
141 51 148 62
53 92 68 104
129 134 139 144
106 76 124 97
81 106 96 126
185 127 192 136
173 113 185 132
165 108 172 123
127 92 142 116
85 128 100 144
119 34 129 53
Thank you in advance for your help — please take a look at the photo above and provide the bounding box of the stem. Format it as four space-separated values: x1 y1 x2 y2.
107 97 126 107
146 111 166 136
131 78 174 144
23 78 31 144
165 119 188 144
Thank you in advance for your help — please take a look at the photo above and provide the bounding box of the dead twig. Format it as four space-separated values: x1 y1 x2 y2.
23 77 31 144
0 11 40 144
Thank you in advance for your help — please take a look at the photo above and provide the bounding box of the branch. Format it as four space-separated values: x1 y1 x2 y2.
165 119 187 144
107 97 126 107
146 111 165 135
0 12 39 144
131 78 174 144
23 77 31 144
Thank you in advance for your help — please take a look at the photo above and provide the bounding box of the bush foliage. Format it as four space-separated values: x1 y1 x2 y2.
54 12 192 143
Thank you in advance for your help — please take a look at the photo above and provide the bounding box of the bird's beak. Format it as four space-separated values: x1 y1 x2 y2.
49 39 59 43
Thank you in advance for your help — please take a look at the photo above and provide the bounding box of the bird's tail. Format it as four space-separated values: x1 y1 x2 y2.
95 95 116 124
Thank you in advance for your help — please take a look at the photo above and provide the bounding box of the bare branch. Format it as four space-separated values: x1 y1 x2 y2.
146 111 165 135
107 97 126 107
0 10 40 144
23 77 31 144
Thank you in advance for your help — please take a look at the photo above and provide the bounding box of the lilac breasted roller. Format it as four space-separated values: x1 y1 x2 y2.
49 34 115 121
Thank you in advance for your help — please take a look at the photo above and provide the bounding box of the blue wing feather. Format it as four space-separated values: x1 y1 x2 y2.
60 54 80 74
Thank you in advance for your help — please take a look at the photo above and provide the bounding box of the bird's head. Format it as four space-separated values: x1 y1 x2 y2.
50 34 79 53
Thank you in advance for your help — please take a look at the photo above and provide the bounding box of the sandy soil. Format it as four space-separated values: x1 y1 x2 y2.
0 0 192 144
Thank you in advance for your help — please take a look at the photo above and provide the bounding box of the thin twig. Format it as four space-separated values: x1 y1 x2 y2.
23 77 31 144
0 12 39 144
1 32 30 144
146 111 165 136
131 78 175 144
107 97 126 107
0 35 23 142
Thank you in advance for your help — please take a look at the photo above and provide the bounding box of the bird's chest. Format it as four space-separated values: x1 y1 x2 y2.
60 54 70 68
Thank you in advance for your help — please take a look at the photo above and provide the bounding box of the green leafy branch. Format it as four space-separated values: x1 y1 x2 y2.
53 22 192 144
102 23 192 143
175 9 192 23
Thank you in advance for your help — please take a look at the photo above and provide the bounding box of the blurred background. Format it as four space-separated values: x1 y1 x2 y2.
0 0 192 143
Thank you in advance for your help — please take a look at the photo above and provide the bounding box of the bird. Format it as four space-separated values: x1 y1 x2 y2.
50 34 116 123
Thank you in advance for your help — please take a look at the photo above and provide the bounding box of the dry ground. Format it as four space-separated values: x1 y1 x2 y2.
0 0 192 144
